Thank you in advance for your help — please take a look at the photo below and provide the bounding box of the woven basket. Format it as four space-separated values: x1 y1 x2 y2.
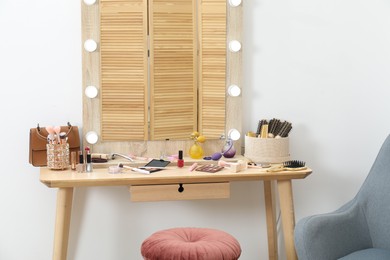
244 136 290 163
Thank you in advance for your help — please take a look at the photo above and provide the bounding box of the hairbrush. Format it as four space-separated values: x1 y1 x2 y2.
260 123 269 138
275 121 292 138
267 160 306 172
256 119 268 137
283 160 306 170
268 118 280 138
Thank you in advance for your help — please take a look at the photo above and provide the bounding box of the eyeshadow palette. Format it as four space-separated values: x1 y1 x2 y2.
195 164 224 173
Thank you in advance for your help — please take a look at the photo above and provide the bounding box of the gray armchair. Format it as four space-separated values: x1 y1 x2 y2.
294 134 390 260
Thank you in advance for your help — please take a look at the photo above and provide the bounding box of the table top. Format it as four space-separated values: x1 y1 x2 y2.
40 164 312 188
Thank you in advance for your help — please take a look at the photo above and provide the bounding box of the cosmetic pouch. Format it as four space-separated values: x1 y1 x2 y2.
29 122 80 167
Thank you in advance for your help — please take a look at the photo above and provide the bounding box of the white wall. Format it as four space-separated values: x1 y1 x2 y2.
1 0 390 259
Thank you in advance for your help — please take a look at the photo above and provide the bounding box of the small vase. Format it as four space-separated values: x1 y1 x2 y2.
189 142 204 159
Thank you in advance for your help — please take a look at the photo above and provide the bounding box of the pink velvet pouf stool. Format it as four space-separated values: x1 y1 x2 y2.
141 227 241 260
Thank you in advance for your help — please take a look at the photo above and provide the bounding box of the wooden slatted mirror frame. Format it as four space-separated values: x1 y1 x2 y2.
81 0 242 157
150 0 198 140
100 0 148 141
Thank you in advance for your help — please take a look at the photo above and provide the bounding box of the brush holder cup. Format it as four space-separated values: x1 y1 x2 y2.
47 143 70 170
244 136 290 164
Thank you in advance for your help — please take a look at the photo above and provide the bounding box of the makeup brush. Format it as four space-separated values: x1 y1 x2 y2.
46 126 55 135
118 163 151 175
54 126 61 144
45 126 55 144
189 163 198 172
128 153 151 161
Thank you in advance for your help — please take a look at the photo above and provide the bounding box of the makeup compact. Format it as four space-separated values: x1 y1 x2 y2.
195 164 224 173
139 159 170 173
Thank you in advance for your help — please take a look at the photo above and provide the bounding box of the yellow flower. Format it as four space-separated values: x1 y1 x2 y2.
190 131 200 140
196 135 206 143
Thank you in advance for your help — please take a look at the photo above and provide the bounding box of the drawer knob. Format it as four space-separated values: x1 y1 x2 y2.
178 184 184 193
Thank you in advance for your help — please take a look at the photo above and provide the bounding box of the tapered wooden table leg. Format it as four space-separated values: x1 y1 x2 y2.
277 180 297 260
264 181 278 260
53 187 74 260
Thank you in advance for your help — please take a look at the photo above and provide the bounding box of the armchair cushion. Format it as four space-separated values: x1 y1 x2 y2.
338 248 390 260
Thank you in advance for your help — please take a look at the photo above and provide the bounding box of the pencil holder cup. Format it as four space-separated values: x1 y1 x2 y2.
244 136 290 164
47 143 70 170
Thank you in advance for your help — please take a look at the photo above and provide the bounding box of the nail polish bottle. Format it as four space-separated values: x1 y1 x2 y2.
76 152 85 173
178 150 184 168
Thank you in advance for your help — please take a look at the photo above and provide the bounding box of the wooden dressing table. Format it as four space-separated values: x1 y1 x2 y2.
40 164 311 260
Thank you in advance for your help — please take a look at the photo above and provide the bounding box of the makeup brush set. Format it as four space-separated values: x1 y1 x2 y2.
45 126 72 170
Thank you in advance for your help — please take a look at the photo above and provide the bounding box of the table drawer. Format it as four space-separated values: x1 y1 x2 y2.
129 182 230 202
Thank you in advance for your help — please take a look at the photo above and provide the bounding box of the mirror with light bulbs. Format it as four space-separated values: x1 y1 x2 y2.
81 0 242 157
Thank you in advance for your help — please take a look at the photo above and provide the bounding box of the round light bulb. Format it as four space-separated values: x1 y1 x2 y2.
228 85 241 97
85 85 98 98
84 39 97 52
85 131 99 144
83 0 97 5
229 0 242 7
228 129 241 141
229 40 241 52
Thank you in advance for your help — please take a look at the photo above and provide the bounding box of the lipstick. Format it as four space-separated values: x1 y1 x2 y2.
86 153 93 172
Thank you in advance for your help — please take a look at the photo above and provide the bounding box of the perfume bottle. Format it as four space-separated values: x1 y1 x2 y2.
222 137 236 158
189 142 204 159
189 132 205 159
